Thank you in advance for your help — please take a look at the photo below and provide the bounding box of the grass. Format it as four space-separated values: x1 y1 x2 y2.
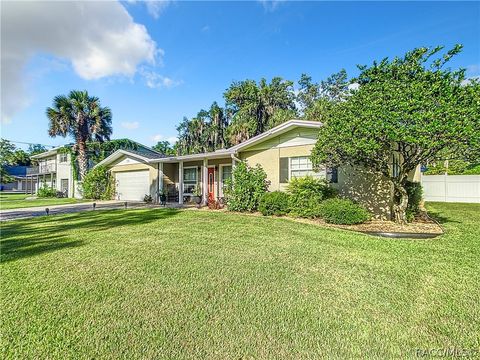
0 192 87 210
1 202 479 358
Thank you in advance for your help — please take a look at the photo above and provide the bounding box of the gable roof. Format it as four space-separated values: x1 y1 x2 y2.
30 146 63 159
96 119 322 167
228 119 321 152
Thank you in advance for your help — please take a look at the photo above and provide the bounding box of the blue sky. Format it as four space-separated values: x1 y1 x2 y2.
2 1 479 150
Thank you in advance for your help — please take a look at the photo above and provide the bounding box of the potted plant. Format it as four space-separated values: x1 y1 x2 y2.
159 190 167 206
192 187 202 206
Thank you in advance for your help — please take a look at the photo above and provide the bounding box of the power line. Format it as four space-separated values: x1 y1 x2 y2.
2 139 57 148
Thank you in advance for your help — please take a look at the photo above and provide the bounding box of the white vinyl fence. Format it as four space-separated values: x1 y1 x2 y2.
421 174 480 203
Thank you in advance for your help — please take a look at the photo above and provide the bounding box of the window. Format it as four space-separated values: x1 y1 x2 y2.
183 167 197 194
59 153 68 163
289 157 324 179
220 165 232 196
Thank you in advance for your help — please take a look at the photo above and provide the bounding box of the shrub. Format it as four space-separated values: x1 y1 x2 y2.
287 176 337 218
224 162 269 212
319 198 371 225
208 198 223 210
144 194 153 203
463 163 480 175
37 184 57 198
405 181 423 222
259 191 290 216
81 166 115 200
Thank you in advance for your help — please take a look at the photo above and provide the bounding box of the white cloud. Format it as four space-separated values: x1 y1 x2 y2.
121 121 140 130
150 134 177 144
145 1 172 19
1 1 160 123
139 68 182 88
258 0 285 12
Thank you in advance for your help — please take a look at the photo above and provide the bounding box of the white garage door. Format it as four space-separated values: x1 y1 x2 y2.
115 170 150 201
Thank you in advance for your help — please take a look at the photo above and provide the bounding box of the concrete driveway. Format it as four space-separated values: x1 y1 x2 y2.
0 201 150 221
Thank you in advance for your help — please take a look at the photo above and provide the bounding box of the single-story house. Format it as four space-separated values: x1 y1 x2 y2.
0 166 28 191
98 120 420 219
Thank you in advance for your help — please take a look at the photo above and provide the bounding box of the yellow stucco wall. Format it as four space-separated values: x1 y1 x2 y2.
333 166 393 220
240 144 315 191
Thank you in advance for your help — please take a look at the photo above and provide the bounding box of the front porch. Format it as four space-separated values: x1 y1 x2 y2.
158 156 235 206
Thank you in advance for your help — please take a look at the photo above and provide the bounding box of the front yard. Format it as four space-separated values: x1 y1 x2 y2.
1 203 479 358
0 192 86 210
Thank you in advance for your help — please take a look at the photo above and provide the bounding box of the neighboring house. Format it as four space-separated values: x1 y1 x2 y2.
28 147 76 197
27 141 162 198
98 120 420 219
0 166 28 191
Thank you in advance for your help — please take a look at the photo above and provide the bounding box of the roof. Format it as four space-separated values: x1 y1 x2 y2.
4 165 27 177
30 139 164 161
96 119 322 167
126 149 166 160
228 119 321 153
30 146 62 159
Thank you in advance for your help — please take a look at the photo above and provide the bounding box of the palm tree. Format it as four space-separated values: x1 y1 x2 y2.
46 90 112 181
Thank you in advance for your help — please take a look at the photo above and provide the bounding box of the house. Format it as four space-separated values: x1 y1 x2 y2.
26 141 162 198
98 120 421 219
0 166 28 191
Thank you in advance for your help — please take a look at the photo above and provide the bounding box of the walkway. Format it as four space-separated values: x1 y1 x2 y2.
0 201 180 221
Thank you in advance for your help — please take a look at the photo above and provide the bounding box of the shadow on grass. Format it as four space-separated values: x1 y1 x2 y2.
426 210 460 225
1 208 180 263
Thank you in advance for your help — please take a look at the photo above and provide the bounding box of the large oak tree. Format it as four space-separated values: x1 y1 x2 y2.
311 45 480 223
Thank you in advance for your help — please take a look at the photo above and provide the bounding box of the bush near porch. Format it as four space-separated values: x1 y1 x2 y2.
224 162 269 212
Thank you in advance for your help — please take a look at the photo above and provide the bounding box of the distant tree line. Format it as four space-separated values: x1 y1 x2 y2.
0 139 48 183
173 71 350 155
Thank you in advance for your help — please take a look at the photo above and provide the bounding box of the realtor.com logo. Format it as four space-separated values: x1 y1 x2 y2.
415 348 479 358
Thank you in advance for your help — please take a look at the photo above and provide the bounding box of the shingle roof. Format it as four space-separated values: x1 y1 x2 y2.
126 149 167 159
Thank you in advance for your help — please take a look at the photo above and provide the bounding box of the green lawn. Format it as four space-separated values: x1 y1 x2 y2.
0 192 86 210
1 203 479 358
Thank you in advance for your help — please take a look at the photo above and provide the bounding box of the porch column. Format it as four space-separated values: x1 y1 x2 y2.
231 154 238 181
158 162 164 202
36 176 39 194
178 161 184 205
202 158 208 205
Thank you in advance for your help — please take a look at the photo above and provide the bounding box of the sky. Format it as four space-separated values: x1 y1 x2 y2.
1 1 479 150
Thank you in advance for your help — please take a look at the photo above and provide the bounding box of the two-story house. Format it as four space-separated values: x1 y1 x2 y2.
27 147 75 197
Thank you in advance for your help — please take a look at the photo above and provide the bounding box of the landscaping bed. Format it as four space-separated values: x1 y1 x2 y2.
206 208 444 237
294 217 443 236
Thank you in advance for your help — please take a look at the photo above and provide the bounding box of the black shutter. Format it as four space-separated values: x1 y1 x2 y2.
279 157 289 183
326 167 338 183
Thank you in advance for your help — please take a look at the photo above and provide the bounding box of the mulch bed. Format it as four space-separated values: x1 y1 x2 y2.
194 207 444 237
293 217 443 235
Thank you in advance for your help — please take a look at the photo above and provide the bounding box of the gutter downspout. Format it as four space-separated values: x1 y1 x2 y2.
230 153 241 164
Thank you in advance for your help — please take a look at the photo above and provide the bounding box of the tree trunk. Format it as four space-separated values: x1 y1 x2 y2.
77 138 88 181
392 182 408 225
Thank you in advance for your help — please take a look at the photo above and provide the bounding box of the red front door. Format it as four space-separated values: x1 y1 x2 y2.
208 167 215 201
